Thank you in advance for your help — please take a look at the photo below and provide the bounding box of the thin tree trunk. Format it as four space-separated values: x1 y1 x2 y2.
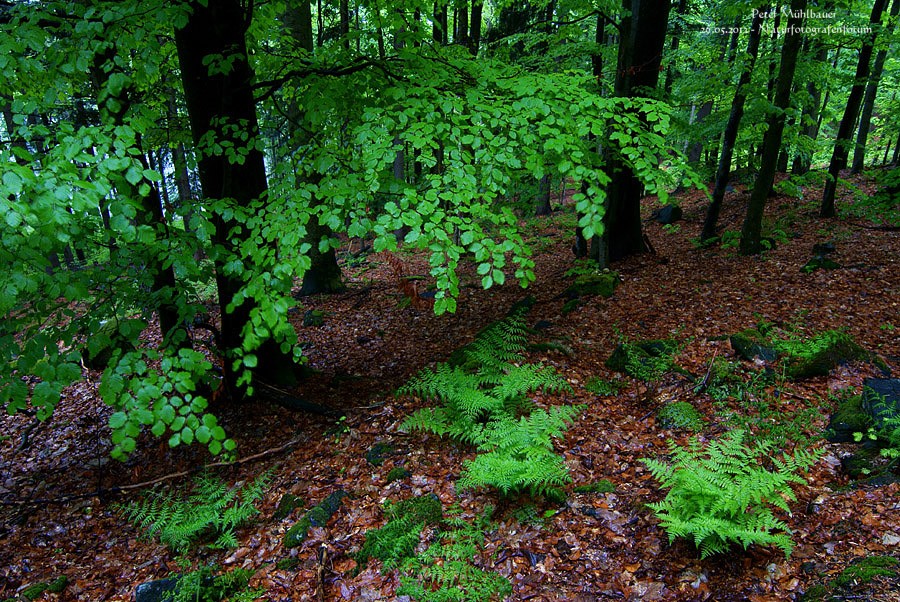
792 44 827 174
701 6 766 241
821 0 889 217
664 0 688 94
740 0 806 255
468 0 482 55
851 0 900 174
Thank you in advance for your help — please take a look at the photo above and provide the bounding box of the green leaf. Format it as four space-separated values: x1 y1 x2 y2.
109 412 128 429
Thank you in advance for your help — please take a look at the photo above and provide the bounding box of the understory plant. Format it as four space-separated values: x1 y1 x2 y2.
357 499 511 601
643 430 821 559
118 470 272 553
400 309 579 500
118 471 270 601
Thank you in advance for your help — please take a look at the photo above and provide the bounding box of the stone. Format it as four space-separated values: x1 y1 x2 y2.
729 329 777 362
274 493 304 521
861 378 900 430
284 490 348 548
366 442 394 466
812 241 836 255
650 205 683 225
801 256 841 273
134 578 178 602
302 309 325 327
825 395 872 443
564 272 619 300
783 331 867 379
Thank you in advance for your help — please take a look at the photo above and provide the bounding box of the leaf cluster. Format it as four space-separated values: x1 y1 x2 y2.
167 565 262 602
400 310 579 500
117 471 272 554
642 430 821 559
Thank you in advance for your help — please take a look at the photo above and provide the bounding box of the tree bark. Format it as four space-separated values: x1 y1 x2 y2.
468 0 482 55
701 5 766 241
592 0 671 265
851 0 900 174
821 0 890 217
740 0 806 255
175 0 297 391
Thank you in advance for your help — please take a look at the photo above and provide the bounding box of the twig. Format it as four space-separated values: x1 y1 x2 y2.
316 544 328 602
694 349 719 394
0 436 304 506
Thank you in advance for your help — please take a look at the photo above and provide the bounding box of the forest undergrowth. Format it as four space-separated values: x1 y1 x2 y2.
1 175 899 601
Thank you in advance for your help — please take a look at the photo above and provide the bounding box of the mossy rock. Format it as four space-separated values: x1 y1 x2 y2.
573 479 615 494
782 331 868 379
274 493 304 520
729 328 777 362
605 339 678 379
832 555 898 588
840 453 875 479
657 401 705 431
386 466 411 483
366 442 395 466
564 272 619 299
801 256 841 273
861 378 900 430
283 490 348 548
302 309 325 327
20 577 68 601
825 394 873 443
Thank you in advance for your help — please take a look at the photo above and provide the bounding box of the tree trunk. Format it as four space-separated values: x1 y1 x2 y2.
851 0 900 174
433 0 447 45
791 44 827 175
175 0 297 392
286 0 345 296
468 0 483 55
821 0 889 217
664 0 688 95
592 0 671 265
535 174 552 216
739 0 806 255
701 6 766 241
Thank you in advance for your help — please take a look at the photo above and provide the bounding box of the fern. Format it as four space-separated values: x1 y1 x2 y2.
642 431 821 559
396 507 512 602
399 310 579 500
118 471 272 553
168 565 262 602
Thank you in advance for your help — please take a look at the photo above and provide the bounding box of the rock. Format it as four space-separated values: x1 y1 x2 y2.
605 339 678 380
783 331 867 379
134 578 178 602
812 241 836 255
302 309 325 327
801 256 841 273
861 378 900 430
729 328 777 362
650 205 683 225
533 320 554 331
657 401 705 431
366 442 394 467
825 395 872 443
564 272 619 299
284 490 348 548
274 493 304 521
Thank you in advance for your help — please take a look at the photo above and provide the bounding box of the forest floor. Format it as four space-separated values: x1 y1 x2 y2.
1 173 900 601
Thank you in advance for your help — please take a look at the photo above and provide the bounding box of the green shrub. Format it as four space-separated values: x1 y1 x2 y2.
643 430 821 558
400 310 579 500
169 565 262 602
118 471 271 553
584 377 624 396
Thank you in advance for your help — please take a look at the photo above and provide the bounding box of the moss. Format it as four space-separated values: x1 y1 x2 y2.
832 555 898 588
356 494 443 568
283 490 348 548
605 339 679 380
729 328 777 362
386 466 411 483
781 331 868 380
391 494 443 526
564 272 619 299
801 256 841 273
825 394 873 443
366 442 395 466
657 401 705 431
584 377 624 396
274 493 304 520
573 479 615 494
276 557 300 571
561 298 582 315
799 583 829 601
20 577 67 601
302 309 325 327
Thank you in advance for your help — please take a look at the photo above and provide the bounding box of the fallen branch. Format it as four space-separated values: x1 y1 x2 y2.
0 436 304 506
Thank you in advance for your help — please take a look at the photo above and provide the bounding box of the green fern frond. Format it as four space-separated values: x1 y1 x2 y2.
117 470 271 553
642 430 821 559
